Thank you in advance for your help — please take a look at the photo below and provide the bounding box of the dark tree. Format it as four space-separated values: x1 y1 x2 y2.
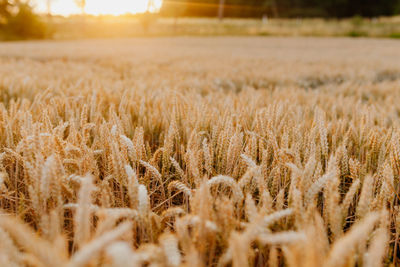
0 0 48 39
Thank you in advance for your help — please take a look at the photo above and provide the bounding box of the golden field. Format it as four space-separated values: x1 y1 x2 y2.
0 37 400 266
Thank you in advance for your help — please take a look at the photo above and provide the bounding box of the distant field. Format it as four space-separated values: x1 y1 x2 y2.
1 37 400 266
44 16 400 39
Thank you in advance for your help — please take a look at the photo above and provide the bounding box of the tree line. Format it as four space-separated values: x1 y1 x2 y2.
160 0 400 18
1 0 400 40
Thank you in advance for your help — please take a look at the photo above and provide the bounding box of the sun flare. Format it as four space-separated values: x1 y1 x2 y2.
35 0 163 16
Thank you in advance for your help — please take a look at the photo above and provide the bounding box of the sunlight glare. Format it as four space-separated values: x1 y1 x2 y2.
35 0 163 16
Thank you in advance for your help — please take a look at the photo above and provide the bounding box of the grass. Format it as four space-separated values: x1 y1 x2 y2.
389 32 400 38
0 36 400 266
40 15 400 40
346 30 368 37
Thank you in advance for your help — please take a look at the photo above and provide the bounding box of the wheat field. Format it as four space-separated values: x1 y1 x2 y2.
0 37 400 266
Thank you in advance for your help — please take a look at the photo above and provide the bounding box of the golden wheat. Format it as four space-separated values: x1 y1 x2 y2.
0 37 399 266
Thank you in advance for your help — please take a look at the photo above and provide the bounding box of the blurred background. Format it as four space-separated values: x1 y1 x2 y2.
1 0 400 40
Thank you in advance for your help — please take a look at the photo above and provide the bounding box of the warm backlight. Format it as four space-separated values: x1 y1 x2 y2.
35 0 163 16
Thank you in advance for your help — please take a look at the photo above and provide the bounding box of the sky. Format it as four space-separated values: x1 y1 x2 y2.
33 0 163 16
